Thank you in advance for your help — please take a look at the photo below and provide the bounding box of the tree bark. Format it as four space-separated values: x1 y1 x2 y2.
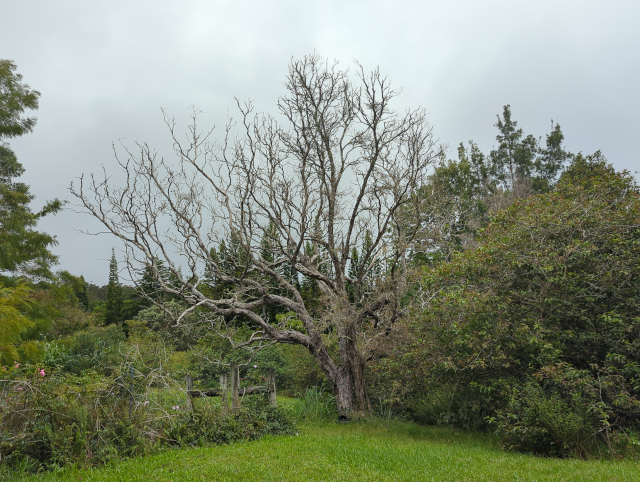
308 323 370 414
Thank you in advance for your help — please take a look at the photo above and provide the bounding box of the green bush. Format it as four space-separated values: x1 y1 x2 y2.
403 383 497 429
0 365 294 475
165 402 293 447
400 155 640 456
489 362 640 457
42 325 125 374
0 368 152 471
490 380 599 457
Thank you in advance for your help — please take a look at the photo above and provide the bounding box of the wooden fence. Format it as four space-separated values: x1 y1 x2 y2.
186 363 276 409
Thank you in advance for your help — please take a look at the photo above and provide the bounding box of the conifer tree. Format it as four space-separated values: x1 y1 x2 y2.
105 249 123 324
136 256 175 305
260 221 300 292
346 230 382 305
347 246 359 303
489 105 572 196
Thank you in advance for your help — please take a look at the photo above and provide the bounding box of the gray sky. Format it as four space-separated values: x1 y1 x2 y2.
2 0 639 284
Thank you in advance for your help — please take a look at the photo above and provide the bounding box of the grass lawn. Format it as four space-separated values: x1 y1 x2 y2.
14 420 640 482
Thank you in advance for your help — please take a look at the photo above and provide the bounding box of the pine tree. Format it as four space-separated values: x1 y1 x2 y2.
105 249 123 324
347 246 359 303
300 240 325 316
489 105 571 197
260 221 300 292
260 221 279 264
346 230 382 305
136 256 175 305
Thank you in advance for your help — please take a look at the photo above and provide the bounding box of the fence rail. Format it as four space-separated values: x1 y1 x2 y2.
186 363 276 409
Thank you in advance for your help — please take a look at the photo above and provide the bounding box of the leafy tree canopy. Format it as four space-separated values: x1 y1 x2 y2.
0 282 34 364
0 59 62 279
414 153 640 455
424 105 573 259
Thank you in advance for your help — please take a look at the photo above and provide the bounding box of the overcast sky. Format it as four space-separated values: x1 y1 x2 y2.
2 0 639 284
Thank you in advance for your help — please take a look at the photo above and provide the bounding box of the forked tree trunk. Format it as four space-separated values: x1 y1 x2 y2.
330 361 370 415
346 324 371 412
311 328 371 416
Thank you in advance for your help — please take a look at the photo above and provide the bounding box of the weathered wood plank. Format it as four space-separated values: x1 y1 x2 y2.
219 372 228 405
231 363 239 409
188 384 274 399
267 367 277 407
186 375 193 409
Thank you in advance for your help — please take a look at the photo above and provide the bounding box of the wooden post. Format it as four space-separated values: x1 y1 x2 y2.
219 372 228 406
186 375 193 409
267 367 277 407
129 365 134 419
230 363 239 410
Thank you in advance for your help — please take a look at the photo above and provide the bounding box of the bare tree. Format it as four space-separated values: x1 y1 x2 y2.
71 54 446 414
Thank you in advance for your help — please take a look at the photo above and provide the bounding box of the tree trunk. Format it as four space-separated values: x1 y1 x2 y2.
334 365 355 414
346 323 371 412
309 324 371 416
349 357 370 412
331 359 370 415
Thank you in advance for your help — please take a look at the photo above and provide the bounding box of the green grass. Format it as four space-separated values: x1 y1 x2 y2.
13 420 640 482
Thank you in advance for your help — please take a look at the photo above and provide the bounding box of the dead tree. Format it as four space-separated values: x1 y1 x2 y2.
71 54 447 413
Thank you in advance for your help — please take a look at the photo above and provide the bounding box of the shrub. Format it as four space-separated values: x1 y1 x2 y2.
0 364 294 474
0 368 150 471
405 155 640 456
165 401 293 447
403 382 499 430
490 379 599 457
42 325 125 374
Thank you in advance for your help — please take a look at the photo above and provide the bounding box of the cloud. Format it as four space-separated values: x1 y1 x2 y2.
2 0 638 283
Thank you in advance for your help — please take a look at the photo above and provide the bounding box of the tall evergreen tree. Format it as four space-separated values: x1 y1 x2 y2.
260 221 300 292
105 249 123 324
205 234 245 299
489 105 572 196
489 105 538 196
136 256 176 305
532 121 573 192
424 105 574 261
300 241 324 317
347 231 382 305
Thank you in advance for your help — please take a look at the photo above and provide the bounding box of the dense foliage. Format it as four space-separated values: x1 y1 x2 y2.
424 106 573 258
395 154 640 456
0 325 294 475
0 370 292 473
0 59 61 280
